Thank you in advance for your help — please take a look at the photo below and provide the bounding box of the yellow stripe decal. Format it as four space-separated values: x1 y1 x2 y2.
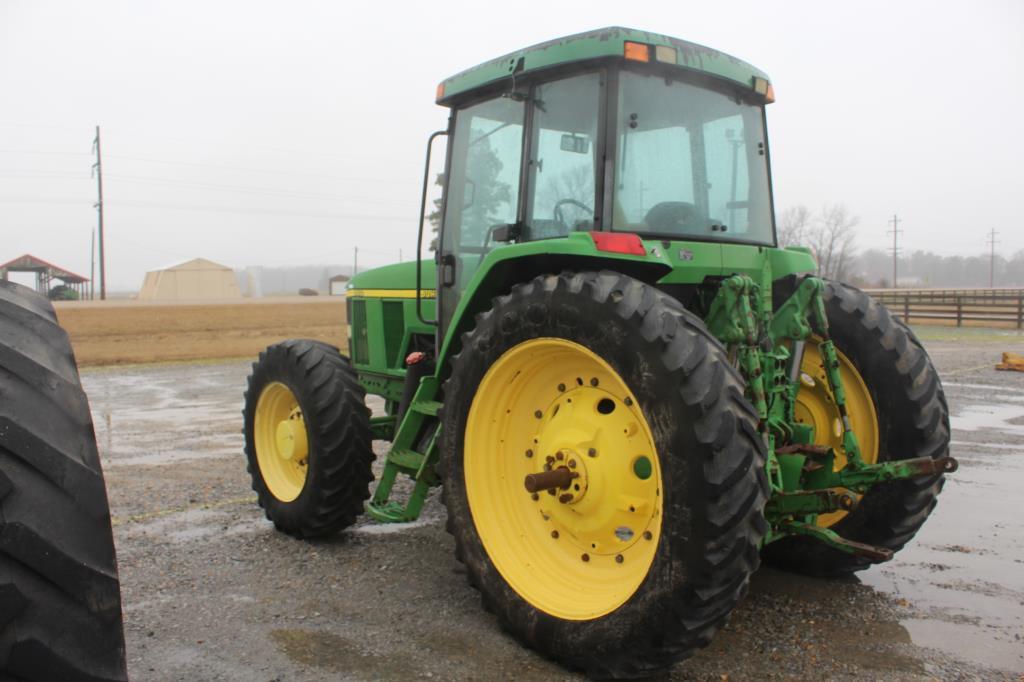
345 288 436 299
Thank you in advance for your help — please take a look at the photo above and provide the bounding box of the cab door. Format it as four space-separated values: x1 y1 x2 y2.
437 97 525 337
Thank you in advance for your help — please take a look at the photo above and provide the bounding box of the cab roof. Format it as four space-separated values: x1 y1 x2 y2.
436 26 771 106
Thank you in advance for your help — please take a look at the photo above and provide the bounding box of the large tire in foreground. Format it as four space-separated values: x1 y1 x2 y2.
763 279 950 576
243 339 374 538
0 281 127 681
440 271 769 679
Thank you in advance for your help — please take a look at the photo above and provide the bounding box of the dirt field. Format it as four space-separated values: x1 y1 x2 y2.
77 326 1024 680
54 297 347 366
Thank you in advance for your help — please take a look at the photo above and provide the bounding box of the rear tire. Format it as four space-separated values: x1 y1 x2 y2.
243 339 374 538
763 278 950 576
0 281 127 681
440 271 768 678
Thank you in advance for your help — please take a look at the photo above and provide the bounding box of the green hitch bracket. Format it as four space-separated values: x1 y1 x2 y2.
779 520 894 562
766 489 857 517
834 454 958 492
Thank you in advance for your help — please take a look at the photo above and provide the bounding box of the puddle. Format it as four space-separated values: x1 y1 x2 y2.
859 439 1024 673
104 448 238 467
950 403 1024 436
271 629 416 678
120 507 268 545
901 618 1024 672
951 440 1023 452
351 517 439 535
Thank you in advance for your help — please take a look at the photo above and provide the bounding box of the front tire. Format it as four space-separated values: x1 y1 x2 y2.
243 339 374 538
440 271 768 678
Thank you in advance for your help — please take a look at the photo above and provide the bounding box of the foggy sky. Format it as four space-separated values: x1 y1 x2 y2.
2 0 1021 291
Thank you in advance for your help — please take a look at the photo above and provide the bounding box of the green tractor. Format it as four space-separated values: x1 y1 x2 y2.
243 27 954 677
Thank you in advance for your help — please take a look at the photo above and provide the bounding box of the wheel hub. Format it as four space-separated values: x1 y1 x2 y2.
528 384 655 556
274 413 308 462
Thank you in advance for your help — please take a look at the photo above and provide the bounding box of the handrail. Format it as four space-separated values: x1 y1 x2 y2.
415 130 448 327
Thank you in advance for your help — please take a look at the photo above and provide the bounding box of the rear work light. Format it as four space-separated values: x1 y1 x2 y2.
590 232 647 256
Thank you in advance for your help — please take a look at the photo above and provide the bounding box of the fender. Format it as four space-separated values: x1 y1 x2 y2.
436 232 672 371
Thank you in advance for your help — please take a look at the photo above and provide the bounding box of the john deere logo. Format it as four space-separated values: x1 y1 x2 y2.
679 249 694 261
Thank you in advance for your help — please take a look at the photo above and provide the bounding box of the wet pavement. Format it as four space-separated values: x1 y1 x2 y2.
80 332 1024 680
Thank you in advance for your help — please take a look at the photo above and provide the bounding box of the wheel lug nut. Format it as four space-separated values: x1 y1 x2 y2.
558 493 574 504
615 554 624 564
557 383 566 392
534 410 543 419
643 530 653 541
588 448 597 458
531 493 539 501
590 377 599 386
624 397 633 406
525 449 533 458
556 452 564 461
581 553 590 562
551 530 559 539
568 459 576 468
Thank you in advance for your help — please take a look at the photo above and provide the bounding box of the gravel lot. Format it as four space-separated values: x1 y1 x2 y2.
81 329 1024 680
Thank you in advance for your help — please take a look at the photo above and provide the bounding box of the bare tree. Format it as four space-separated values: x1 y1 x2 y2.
778 203 859 279
807 204 859 280
777 204 811 247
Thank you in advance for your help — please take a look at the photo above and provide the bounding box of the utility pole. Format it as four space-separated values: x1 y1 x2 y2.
92 126 106 300
887 214 902 288
354 246 359 276
986 229 1000 288
90 228 96 300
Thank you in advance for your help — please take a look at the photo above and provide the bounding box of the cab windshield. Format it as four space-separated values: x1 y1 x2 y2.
612 71 774 244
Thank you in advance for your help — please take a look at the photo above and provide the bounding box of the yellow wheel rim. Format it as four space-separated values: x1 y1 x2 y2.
465 338 663 621
793 341 879 527
254 382 309 502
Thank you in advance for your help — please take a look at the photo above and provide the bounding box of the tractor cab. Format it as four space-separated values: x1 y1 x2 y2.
431 27 777 333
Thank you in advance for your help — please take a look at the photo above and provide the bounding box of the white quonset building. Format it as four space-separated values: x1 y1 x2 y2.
138 258 242 300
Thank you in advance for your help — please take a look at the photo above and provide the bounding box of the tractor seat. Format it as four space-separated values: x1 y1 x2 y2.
644 201 709 235
528 219 571 241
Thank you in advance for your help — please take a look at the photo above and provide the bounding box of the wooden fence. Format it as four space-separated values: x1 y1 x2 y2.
863 288 1024 329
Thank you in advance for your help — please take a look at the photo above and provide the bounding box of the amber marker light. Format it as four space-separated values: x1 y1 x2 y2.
623 41 651 62
435 83 445 102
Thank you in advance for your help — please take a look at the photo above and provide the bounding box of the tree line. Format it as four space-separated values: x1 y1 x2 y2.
778 204 1024 288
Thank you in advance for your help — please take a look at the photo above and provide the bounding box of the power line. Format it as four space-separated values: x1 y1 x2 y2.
0 195 410 222
92 126 106 300
887 214 902 288
986 228 999 288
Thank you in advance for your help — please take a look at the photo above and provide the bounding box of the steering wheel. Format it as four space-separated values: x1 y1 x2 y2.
553 199 594 229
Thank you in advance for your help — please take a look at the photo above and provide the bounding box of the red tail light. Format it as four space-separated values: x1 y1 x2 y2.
589 232 647 256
